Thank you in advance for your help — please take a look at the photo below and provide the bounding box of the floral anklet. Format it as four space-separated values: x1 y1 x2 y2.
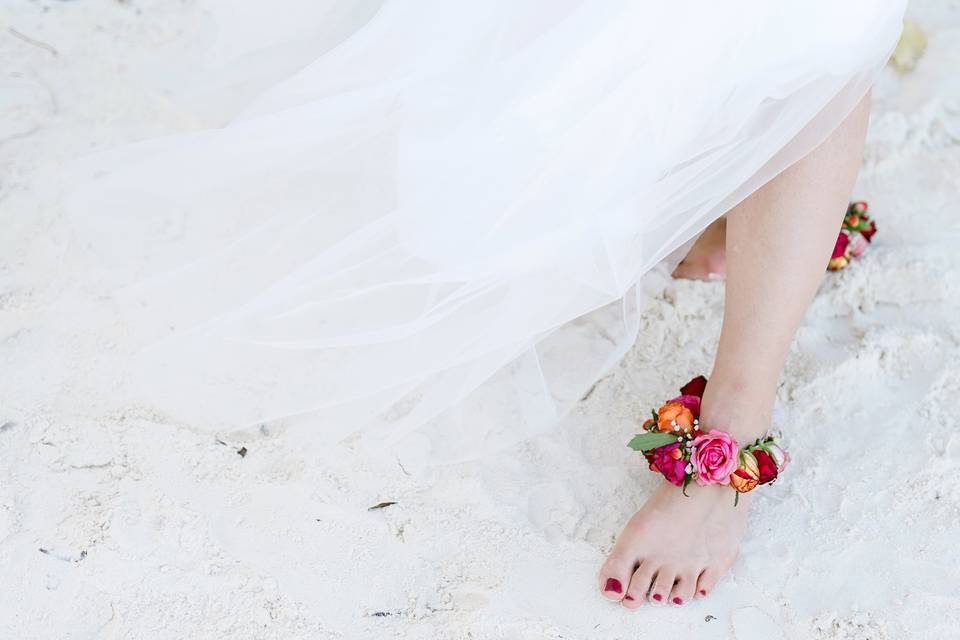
828 200 876 271
627 376 790 505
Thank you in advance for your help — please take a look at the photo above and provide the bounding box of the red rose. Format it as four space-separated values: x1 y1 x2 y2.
860 219 877 242
754 449 778 485
650 443 687 487
679 376 708 399
831 232 849 259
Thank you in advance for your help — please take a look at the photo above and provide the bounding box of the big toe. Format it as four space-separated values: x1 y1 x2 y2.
598 553 635 602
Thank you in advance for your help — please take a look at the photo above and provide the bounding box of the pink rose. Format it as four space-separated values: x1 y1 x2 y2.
831 232 849 260
667 394 701 419
649 443 687 487
847 233 869 258
691 431 739 486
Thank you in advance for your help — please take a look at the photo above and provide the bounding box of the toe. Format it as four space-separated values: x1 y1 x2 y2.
668 570 698 606
598 553 635 601
622 561 656 609
649 567 677 604
695 565 722 599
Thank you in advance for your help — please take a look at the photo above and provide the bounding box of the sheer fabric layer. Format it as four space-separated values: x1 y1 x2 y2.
66 1 907 457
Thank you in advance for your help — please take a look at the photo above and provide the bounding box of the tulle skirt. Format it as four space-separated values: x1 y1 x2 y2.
65 1 907 459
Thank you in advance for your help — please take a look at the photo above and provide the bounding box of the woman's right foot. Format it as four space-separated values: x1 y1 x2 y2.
597 481 748 607
672 217 727 281
598 374 775 607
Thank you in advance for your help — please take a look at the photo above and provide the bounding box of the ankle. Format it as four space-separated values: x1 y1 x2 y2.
699 375 776 442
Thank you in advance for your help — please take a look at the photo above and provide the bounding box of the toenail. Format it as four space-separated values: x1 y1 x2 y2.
699 589 707 596
672 597 683 605
652 593 662 601
624 595 634 601
604 578 622 594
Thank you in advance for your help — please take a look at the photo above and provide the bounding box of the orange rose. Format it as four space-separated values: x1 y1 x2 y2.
730 451 760 493
657 401 695 435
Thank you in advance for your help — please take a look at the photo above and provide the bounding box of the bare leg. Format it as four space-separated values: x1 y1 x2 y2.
599 94 871 607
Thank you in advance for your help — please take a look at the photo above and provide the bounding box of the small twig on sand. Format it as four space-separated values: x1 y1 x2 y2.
7 28 59 57
368 501 396 511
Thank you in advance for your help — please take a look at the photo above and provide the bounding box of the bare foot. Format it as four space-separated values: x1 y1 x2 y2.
598 379 772 606
672 217 726 281
598 482 747 607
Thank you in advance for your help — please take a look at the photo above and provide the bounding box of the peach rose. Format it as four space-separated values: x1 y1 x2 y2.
730 450 760 493
657 401 695 435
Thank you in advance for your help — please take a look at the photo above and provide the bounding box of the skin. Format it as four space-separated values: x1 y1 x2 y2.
599 93 872 607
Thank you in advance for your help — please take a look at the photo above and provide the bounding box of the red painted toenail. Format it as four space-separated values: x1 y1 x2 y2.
673 597 683 605
624 595 634 601
699 589 707 596
652 594 662 601
604 578 622 594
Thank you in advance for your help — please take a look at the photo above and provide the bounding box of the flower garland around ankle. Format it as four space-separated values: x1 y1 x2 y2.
828 201 876 271
627 376 790 505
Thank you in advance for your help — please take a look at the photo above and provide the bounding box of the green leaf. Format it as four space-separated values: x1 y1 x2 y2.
734 492 740 507
682 474 692 497
627 432 677 452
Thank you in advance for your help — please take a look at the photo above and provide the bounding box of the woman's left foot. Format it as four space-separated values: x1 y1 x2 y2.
672 217 727 281
597 481 748 607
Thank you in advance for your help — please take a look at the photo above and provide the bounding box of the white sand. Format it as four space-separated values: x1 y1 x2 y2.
2 2 959 638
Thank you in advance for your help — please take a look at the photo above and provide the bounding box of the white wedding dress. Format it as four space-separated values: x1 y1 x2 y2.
66 1 906 458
